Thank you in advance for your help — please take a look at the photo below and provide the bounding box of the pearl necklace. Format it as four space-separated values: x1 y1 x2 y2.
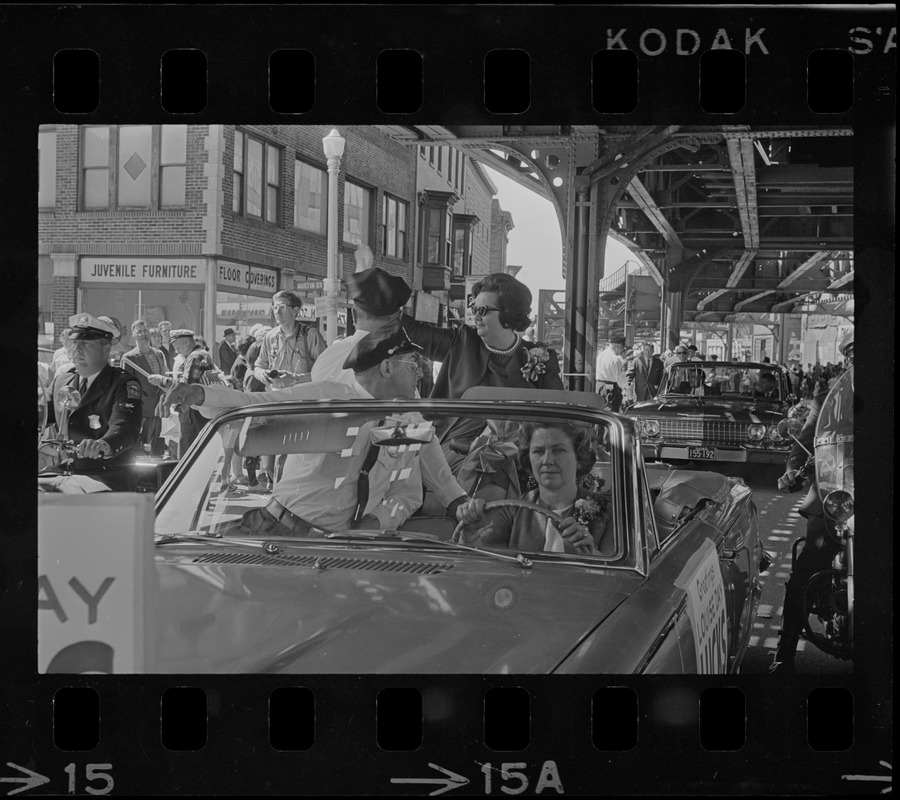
483 333 521 356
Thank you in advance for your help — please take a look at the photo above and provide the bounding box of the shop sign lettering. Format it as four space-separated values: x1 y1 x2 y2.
81 257 206 283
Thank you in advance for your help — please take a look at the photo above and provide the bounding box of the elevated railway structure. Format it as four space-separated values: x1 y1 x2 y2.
378 125 853 390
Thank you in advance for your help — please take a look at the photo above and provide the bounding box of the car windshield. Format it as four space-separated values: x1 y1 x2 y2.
155 401 625 562
661 363 783 400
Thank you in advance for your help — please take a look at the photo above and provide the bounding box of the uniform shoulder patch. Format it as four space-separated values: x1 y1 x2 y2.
126 381 141 400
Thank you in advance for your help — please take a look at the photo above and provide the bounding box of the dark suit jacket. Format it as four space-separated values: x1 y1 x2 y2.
401 315 563 398
159 343 175 372
631 354 665 400
122 346 166 418
47 364 143 480
218 339 238 374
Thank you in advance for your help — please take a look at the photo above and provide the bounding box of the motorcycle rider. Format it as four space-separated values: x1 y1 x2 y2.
770 331 854 673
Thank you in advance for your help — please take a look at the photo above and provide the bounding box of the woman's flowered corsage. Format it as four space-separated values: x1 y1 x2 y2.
573 472 610 526
521 345 550 383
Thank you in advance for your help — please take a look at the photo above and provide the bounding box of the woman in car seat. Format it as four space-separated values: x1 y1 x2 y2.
454 420 613 556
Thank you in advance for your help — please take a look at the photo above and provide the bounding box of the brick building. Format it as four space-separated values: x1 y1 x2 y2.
38 125 512 349
415 143 512 323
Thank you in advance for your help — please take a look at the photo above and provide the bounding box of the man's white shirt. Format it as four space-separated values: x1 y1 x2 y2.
595 346 628 388
197 379 465 529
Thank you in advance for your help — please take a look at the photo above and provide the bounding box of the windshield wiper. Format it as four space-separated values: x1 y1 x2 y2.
324 530 534 569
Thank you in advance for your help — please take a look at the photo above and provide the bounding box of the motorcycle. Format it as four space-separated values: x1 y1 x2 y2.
777 366 854 660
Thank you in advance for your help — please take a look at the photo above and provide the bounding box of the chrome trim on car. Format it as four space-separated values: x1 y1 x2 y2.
189 551 454 575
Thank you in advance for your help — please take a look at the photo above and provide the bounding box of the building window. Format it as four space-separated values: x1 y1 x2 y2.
382 194 409 260
437 147 443 174
294 160 327 234
452 215 477 278
343 180 372 246
38 127 56 209
82 126 110 209
233 130 244 213
160 125 187 208
419 145 427 159
80 124 186 210
233 129 281 224
428 147 435 166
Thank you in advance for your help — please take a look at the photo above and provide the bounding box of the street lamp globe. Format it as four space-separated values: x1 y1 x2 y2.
323 128 345 158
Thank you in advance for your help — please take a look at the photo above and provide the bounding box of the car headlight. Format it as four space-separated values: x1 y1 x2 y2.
641 419 661 438
768 424 783 442
747 423 766 441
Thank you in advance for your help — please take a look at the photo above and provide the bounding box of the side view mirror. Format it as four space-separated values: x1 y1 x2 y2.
777 418 803 439
370 421 435 447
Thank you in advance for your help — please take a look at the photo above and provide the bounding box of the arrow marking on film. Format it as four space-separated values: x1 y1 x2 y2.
1 763 50 796
391 763 469 796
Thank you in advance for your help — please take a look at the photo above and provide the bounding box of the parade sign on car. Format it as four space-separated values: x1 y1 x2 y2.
38 494 155 673
674 538 729 674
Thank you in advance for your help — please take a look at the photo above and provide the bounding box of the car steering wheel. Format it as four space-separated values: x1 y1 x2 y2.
451 498 569 547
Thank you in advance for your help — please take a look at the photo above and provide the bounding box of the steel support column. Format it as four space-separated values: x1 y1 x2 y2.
664 240 685 351
564 179 597 392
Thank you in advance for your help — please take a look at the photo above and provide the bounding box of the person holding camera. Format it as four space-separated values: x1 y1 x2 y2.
249 290 326 490
253 290 326 391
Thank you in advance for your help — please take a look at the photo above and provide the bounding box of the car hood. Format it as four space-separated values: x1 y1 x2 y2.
630 397 784 420
152 543 641 674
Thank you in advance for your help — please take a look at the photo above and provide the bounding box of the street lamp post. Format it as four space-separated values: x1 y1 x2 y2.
322 128 346 345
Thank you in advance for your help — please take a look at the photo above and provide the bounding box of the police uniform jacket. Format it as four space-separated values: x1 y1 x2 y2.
48 364 143 474
400 315 563 398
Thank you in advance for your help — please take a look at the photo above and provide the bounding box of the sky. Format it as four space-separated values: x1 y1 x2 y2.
483 166 637 304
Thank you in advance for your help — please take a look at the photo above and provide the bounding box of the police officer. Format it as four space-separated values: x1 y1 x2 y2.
770 331 854 673
44 313 143 491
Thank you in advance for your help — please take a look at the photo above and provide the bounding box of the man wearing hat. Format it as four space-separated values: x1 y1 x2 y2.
595 331 629 412
161 328 468 535
310 267 410 385
254 290 326 391
43 313 143 490
149 328 218 456
217 328 238 375
771 329 854 673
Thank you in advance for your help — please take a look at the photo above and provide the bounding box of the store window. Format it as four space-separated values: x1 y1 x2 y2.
382 194 408 260
294 160 327 234
80 124 187 211
343 180 372 247
233 129 281 224
38 127 56 209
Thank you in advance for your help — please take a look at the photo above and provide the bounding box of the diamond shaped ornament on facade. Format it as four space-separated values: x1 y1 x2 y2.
124 152 147 181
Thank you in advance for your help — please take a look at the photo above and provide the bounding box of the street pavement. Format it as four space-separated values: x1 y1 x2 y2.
691 463 853 675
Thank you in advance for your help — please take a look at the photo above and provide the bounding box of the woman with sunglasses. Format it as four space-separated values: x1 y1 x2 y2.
401 273 563 399
400 273 563 465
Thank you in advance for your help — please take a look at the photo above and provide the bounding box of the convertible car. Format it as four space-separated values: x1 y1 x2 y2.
39 388 768 674
629 361 797 468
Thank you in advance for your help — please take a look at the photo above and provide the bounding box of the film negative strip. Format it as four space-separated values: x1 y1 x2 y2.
2 2 894 795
